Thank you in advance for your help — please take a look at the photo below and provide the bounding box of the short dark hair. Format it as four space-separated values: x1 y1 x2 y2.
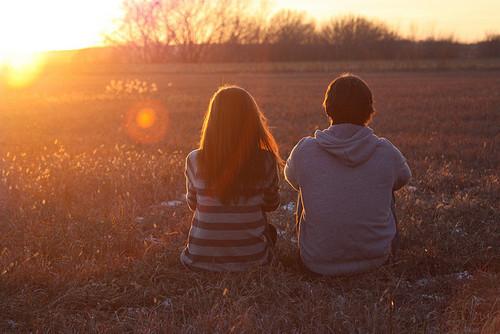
323 74 375 126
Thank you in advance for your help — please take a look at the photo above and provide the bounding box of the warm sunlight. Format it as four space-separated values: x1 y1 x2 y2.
277 0 499 41
1 1 498 332
0 51 46 88
0 0 498 61
0 0 122 55
0 0 122 87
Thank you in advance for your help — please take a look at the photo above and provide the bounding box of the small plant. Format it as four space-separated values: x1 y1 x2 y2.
105 79 158 99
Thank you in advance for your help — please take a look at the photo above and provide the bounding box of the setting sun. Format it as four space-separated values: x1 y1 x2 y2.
1 52 46 88
0 0 122 56
0 0 122 87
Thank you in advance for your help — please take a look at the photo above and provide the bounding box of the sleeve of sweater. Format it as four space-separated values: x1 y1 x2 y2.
184 153 197 211
285 138 306 191
393 148 412 191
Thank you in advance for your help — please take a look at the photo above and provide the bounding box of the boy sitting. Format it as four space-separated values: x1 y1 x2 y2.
285 74 411 276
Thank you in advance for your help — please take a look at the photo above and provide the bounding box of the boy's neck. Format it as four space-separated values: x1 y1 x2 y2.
330 121 366 127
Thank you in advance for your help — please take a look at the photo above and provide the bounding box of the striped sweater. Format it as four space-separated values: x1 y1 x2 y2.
180 149 280 272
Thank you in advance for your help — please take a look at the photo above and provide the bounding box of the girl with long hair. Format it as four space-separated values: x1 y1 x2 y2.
180 86 282 272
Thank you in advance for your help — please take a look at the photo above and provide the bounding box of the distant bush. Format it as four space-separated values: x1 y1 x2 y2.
478 34 500 57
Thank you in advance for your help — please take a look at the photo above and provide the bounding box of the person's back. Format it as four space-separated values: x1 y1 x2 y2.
181 149 279 272
285 74 411 276
180 86 282 272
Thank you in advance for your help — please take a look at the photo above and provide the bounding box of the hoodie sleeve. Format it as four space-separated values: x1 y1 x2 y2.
393 149 412 191
285 138 306 191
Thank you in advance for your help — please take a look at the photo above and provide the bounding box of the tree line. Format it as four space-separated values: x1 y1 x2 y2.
106 0 500 63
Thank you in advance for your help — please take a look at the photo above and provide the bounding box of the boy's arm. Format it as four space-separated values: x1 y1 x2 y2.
285 139 305 191
393 152 412 191
284 161 298 190
185 156 197 211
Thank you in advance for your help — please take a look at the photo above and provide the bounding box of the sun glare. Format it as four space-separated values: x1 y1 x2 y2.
0 1 122 55
0 52 46 88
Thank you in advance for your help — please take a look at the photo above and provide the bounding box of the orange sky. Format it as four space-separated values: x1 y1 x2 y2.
277 0 500 41
0 0 498 57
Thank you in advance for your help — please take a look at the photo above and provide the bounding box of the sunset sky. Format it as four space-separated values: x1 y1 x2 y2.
0 0 498 56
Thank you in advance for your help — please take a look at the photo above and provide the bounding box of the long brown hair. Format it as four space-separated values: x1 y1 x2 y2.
198 86 282 203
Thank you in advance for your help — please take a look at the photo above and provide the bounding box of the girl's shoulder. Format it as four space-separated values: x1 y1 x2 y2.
186 149 201 174
186 149 201 163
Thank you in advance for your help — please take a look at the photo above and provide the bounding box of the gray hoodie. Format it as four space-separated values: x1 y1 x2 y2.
285 124 411 275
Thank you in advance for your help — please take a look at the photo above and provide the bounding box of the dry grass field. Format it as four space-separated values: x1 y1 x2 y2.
0 62 499 333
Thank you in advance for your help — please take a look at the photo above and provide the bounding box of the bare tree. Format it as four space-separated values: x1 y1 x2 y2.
106 0 171 62
106 2 477 63
108 0 261 62
264 10 316 45
319 16 399 58
213 0 271 45
321 16 398 45
229 0 272 44
164 0 250 61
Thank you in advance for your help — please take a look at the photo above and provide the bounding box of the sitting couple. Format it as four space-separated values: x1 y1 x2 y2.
180 74 412 276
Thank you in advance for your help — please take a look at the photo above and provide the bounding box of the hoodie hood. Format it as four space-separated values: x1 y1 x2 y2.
314 124 380 167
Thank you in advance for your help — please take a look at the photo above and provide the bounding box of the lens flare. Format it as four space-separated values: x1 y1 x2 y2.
1 52 46 88
125 101 169 144
136 108 157 129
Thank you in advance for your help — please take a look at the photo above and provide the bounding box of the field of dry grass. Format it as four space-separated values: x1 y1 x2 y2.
0 63 499 333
